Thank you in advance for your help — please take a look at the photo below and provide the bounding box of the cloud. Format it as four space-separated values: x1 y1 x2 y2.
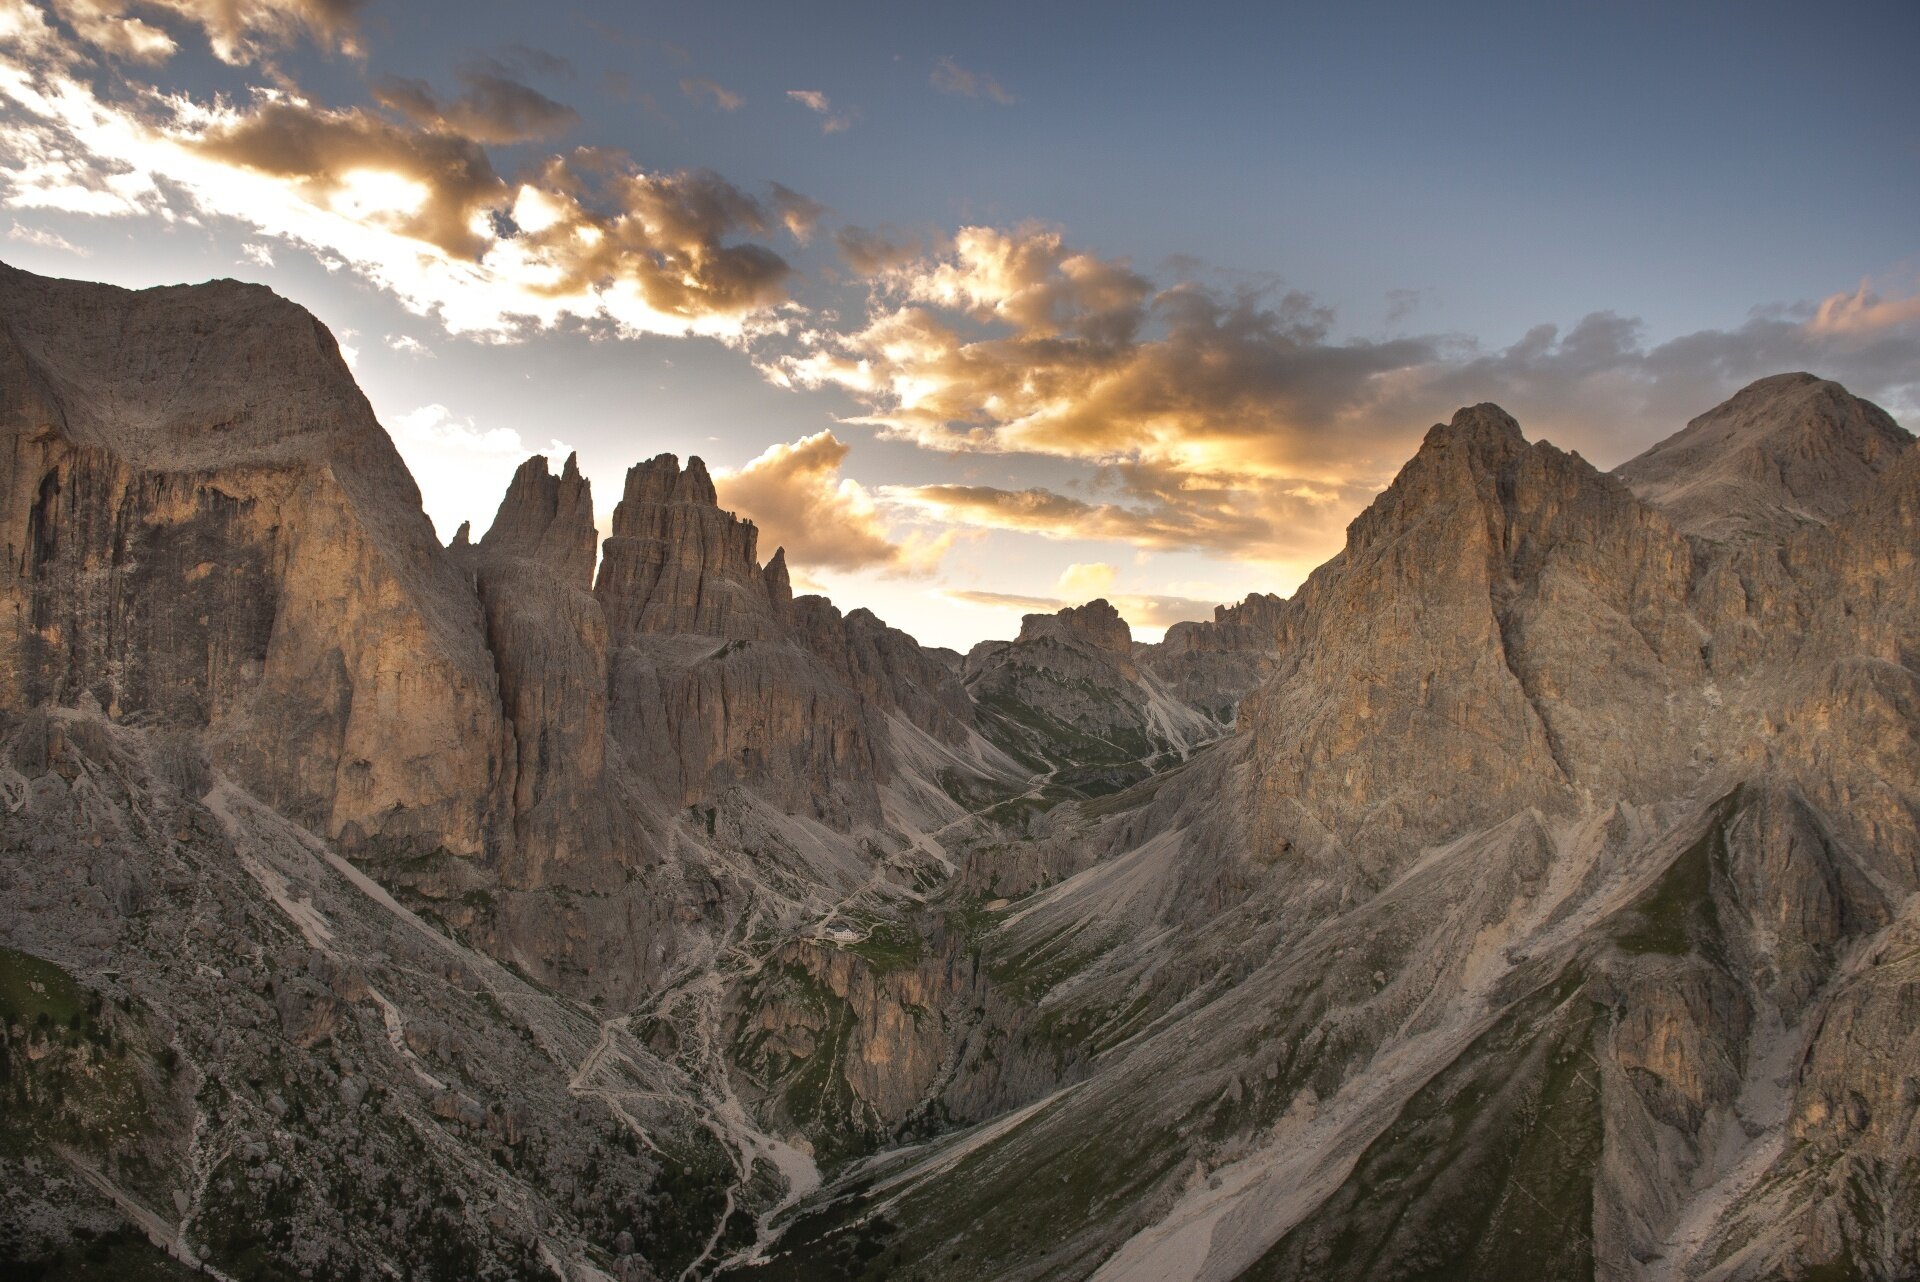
775 223 1920 590
943 587 1216 630
1807 277 1920 337
47 0 366 64
769 181 823 242
715 430 948 575
6 218 85 253
373 65 580 144
833 224 920 276
786 88 853 133
678 75 742 111
1055 561 1115 598
929 56 1013 105
386 333 430 356
0 23 805 340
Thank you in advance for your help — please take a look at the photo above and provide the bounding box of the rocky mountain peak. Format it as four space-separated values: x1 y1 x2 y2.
763 546 793 614
596 451 775 641
1614 371 1912 544
617 452 719 514
1016 598 1133 654
1424 401 1527 458
477 452 598 589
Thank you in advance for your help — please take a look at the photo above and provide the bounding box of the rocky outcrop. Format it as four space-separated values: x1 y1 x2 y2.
964 598 1219 781
1236 403 1703 874
1016 597 1133 657
458 453 622 889
789 596 976 747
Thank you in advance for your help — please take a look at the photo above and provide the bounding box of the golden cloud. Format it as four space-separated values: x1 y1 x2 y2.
0 13 805 339
373 65 580 145
780 223 1920 580
48 0 365 64
1808 278 1920 337
776 226 1436 528
715 430 950 576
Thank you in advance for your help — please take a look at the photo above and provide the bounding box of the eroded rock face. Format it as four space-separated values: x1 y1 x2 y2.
1138 590 1286 720
8 261 1920 1282
0 264 506 856
1016 598 1133 656
1236 403 1703 874
964 598 1219 779
458 453 623 889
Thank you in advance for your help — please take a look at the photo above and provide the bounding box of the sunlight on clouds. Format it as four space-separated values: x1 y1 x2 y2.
0 10 802 342
1808 277 1920 336
389 402 570 541
714 430 951 576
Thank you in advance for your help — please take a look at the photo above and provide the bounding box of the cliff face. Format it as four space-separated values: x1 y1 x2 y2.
1138 590 1287 720
0 264 508 857
1236 403 1705 874
596 452 786 644
963 597 1220 788
458 453 620 890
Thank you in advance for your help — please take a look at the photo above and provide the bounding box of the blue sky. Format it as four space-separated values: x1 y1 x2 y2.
1 0 1915 646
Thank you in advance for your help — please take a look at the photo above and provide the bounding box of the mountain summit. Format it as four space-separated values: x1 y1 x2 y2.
1614 371 1912 544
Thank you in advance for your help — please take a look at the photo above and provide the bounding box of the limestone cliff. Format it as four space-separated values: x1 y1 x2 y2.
0 263 507 857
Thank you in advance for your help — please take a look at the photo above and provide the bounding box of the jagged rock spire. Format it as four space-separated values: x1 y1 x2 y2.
595 451 777 642
477 451 598 589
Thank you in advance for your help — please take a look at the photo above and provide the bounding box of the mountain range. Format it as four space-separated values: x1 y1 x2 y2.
2 262 1916 1282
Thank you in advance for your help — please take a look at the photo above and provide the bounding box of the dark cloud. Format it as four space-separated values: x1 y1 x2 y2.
374 66 580 144
490 43 572 81
834 224 920 276
769 182 823 242
191 100 507 257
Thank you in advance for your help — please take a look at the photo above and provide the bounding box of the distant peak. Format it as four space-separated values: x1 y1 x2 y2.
561 451 581 482
1614 371 1911 544
1018 597 1132 654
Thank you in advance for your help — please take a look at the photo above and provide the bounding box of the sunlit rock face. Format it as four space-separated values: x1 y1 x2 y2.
596 452 787 644
0 263 509 856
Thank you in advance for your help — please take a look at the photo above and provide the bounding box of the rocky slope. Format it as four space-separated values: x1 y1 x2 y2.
3 262 1917 1282
963 599 1222 797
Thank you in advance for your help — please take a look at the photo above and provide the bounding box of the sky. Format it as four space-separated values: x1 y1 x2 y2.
0 0 1916 648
